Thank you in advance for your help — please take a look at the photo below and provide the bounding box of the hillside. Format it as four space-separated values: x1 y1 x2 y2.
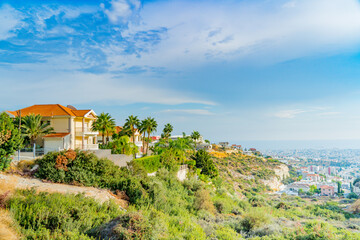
2 150 360 239
212 152 290 198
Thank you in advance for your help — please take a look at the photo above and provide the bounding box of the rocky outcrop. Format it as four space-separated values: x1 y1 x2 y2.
262 164 289 191
273 164 290 180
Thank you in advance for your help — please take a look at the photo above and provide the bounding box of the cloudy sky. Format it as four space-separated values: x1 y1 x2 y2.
2 0 360 147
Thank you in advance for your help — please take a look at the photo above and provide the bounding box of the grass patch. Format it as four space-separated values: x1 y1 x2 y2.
6 189 122 239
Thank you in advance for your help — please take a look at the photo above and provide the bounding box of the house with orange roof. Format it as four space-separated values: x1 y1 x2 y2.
6 104 99 151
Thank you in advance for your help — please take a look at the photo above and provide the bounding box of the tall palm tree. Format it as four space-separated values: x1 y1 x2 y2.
191 131 201 150
21 114 54 146
161 123 173 140
143 117 157 154
139 119 147 154
92 113 116 144
123 115 140 144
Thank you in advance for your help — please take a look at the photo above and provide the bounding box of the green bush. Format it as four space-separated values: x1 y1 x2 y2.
133 155 161 173
0 112 23 171
35 150 147 204
239 208 271 233
7 189 121 239
191 149 218 178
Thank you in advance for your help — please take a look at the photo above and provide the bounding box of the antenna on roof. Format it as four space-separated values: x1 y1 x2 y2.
67 105 77 110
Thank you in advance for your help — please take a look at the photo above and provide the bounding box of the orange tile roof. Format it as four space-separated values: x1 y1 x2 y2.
43 133 70 138
320 185 334 189
72 110 92 117
7 104 94 118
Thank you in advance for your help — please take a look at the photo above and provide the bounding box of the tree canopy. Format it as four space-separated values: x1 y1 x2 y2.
0 113 23 170
21 114 54 145
92 113 116 144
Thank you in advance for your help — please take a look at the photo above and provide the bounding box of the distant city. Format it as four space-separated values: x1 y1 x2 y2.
263 148 360 164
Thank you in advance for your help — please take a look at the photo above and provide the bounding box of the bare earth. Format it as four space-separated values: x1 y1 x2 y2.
0 173 118 204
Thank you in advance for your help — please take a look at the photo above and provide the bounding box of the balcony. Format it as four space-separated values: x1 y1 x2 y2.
75 144 99 150
75 127 99 136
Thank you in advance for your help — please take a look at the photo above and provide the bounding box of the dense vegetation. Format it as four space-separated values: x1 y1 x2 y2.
3 147 360 239
35 149 146 204
0 113 22 171
4 189 121 239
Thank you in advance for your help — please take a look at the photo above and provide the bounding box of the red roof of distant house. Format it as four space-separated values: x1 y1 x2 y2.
320 185 334 189
43 133 70 138
6 104 94 118
307 174 319 177
249 148 257 151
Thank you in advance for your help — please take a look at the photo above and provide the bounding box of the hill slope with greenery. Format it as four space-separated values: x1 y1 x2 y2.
2 148 360 239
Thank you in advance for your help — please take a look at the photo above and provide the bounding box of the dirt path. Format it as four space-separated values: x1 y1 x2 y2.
0 173 119 204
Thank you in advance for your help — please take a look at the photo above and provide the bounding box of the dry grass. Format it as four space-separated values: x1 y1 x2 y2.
350 199 360 213
0 176 17 194
16 160 35 171
0 209 19 240
108 190 129 209
0 177 20 239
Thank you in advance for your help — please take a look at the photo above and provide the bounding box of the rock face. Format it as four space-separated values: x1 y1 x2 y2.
262 164 290 191
273 164 290 180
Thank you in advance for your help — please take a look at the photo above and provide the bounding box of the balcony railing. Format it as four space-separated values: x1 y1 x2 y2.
75 127 99 135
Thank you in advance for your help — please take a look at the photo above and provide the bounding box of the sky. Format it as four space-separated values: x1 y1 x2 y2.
2 0 360 148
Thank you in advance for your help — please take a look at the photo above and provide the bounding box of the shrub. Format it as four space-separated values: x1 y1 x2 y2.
194 189 216 214
239 208 271 233
133 155 161 173
114 212 152 240
214 226 242 240
6 189 121 239
191 149 218 178
0 113 23 171
35 150 147 204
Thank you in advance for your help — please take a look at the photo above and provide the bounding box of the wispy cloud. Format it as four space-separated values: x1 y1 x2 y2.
161 109 214 115
318 111 341 116
101 0 141 24
274 107 341 119
0 70 215 108
0 4 23 40
274 109 307 119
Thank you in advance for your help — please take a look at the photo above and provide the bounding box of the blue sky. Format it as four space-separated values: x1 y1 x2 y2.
2 0 360 147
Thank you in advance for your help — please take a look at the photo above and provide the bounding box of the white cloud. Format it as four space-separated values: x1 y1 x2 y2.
105 0 360 69
161 109 214 115
0 4 23 40
274 109 307 118
0 69 215 108
103 0 141 24
318 112 341 116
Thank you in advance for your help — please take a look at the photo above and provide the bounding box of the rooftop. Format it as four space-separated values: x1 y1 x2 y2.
6 104 95 118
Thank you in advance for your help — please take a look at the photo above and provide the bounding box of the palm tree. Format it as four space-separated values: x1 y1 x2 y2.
111 136 138 155
92 113 116 144
21 114 54 146
123 115 140 144
139 119 147 154
161 123 173 140
144 117 157 154
191 131 201 150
